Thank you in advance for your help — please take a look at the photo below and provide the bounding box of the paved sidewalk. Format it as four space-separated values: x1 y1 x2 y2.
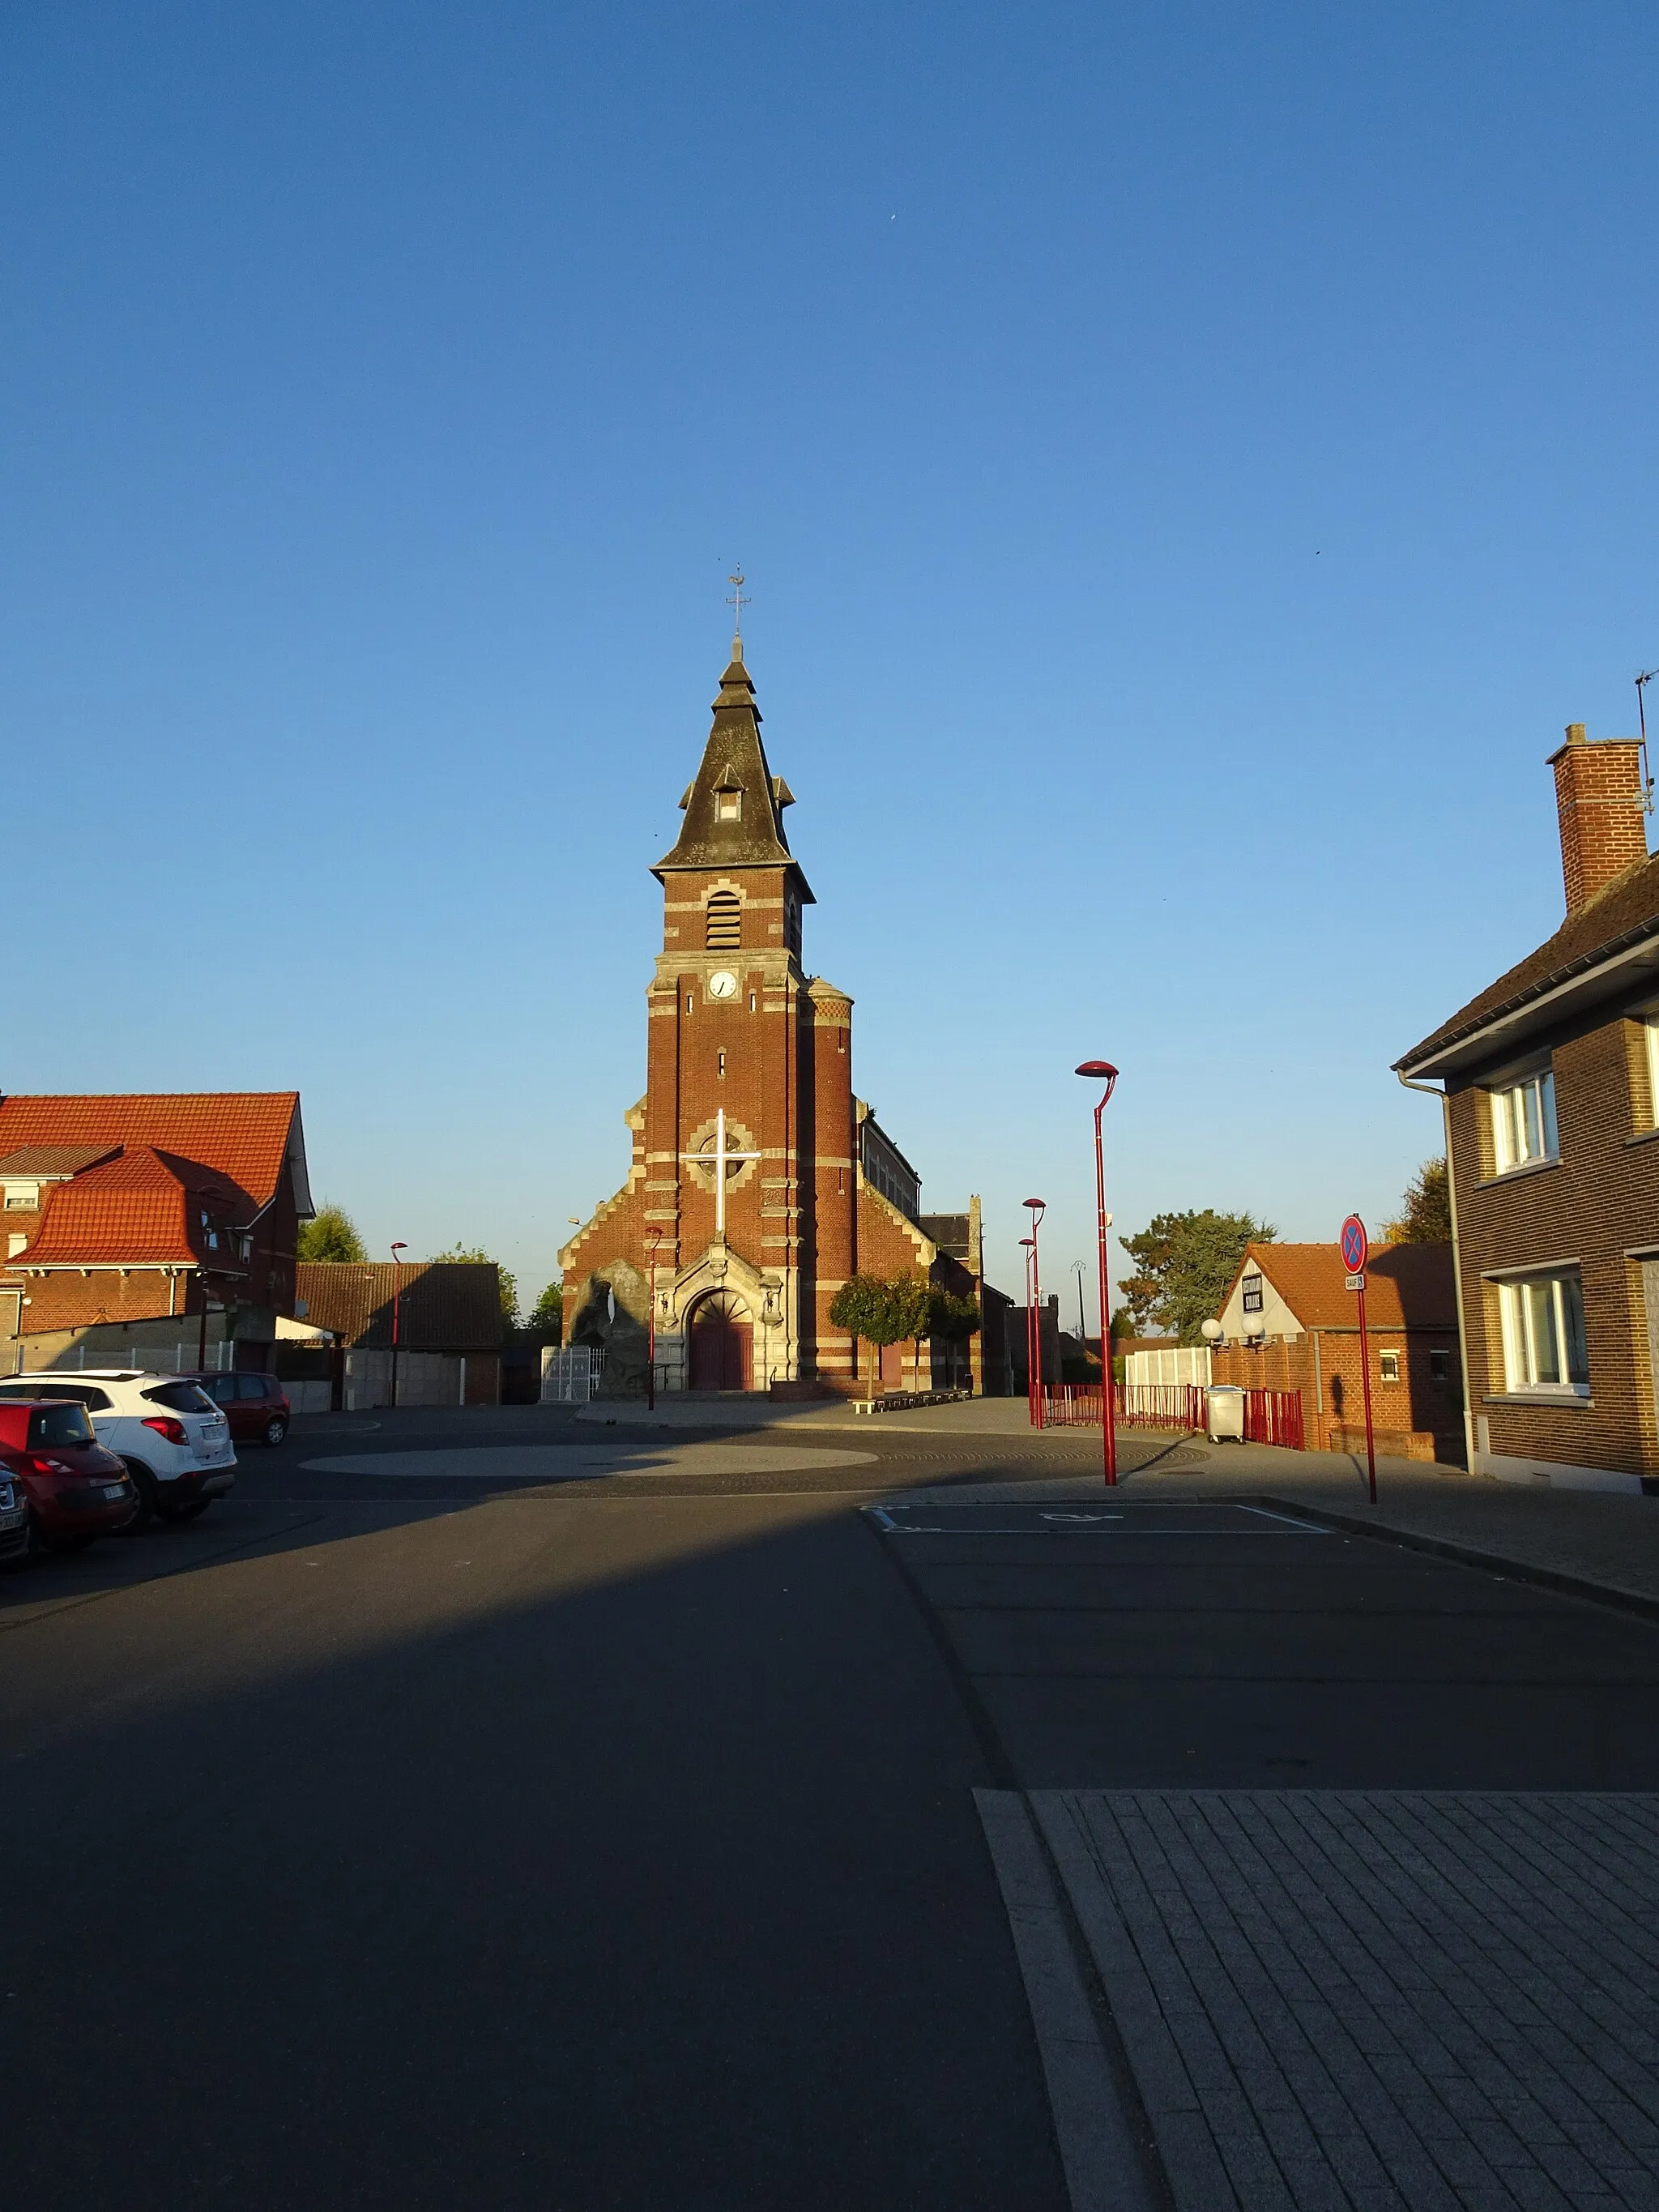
1031 1788 1659 2212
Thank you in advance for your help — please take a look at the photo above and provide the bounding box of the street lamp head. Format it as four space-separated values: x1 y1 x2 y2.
390 1241 407 1256
1200 1317 1223 1342
1019 1236 1034 1249
1022 1197 1047 1225
1075 1059 1119 1105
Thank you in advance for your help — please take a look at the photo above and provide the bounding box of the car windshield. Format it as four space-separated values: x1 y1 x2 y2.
27 1404 93 1448
141 1381 215 1414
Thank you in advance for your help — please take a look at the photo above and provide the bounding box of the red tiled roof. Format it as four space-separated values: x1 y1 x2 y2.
20 1148 197 1266
16 1147 253 1269
0 1144 121 1178
1397 852 1659 1070
0 1094 298 1210
1227 1242 1457 1330
296 1262 503 1351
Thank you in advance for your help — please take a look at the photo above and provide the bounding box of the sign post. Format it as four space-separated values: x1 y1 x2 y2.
1341 1214 1377 1505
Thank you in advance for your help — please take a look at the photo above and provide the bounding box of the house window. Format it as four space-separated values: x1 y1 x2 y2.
1490 1066 1557 1171
1241 1274 1264 1314
706 892 741 950
3 1186 37 1211
6 1235 24 1258
1643 1016 1659 1127
1428 1349 1452 1381
1379 1349 1401 1383
715 788 741 822
1497 1270 1589 1394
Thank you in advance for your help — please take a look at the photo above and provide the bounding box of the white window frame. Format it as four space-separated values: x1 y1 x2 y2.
1643 1014 1659 1128
1379 1349 1401 1383
2 1185 38 1211
1489 1065 1557 1172
1496 1270 1589 1394
715 788 742 822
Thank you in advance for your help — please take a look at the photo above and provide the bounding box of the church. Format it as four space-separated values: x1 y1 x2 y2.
558 625 1000 1397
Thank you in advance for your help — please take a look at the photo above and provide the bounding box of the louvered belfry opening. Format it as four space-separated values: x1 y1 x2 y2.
706 892 741 950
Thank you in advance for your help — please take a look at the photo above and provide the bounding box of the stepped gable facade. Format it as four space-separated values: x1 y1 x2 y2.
560 641 985 1396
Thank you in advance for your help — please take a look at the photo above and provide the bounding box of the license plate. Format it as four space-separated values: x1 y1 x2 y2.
0 1507 23 1531
102 1483 128 1501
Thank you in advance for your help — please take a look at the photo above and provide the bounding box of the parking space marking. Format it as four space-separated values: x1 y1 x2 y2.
864 1505 1332 1539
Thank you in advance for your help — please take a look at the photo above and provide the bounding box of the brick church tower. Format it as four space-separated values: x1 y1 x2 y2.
559 633 988 1396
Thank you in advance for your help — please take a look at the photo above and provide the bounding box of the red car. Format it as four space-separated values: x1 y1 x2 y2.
177 1372 290 1447
0 1399 137 1560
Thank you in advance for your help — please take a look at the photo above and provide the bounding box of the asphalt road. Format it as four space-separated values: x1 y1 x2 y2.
6 1408 1657 2210
2 1412 1070 2212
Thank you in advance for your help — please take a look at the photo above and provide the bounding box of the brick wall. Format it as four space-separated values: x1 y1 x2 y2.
1448 1005 1659 1482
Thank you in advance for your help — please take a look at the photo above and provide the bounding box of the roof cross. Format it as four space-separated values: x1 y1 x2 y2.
680 1106 760 1237
726 568 749 650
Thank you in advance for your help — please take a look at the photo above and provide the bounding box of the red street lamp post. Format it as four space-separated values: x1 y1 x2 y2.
390 1241 407 1408
1023 1197 1047 1427
1075 1061 1120 1488
1018 1236 1036 1421
645 1227 663 1411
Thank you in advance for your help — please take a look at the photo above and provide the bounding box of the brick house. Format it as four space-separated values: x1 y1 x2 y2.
1395 722 1659 1493
288 1261 503 1409
1209 1242 1463 1463
0 1092 311 1375
559 637 1003 1396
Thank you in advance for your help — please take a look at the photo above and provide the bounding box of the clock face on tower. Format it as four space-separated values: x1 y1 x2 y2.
708 971 739 1000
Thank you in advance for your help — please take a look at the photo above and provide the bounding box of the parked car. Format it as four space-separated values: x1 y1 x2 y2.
177 1371 290 1447
0 1373 235 1525
0 1399 137 1558
0 1465 28 1568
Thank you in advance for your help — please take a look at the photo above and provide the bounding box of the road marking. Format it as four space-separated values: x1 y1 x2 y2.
1237 1503 1332 1531
975 1789 1161 2212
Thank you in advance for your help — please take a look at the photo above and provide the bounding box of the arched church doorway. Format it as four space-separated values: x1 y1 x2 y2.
687 1290 753 1392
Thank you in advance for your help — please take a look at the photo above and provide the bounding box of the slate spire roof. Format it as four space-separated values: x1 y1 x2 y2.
654 646 814 900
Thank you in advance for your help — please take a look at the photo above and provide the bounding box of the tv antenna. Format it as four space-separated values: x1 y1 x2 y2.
1638 668 1657 815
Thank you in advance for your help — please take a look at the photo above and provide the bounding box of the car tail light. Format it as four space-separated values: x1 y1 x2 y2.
141 1416 188 1445
23 1454 75 1475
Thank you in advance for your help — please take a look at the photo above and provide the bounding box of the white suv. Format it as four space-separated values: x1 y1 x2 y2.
0 1372 236 1524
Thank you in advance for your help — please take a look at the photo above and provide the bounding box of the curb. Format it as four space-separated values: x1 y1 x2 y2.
1253 1492 1659 1625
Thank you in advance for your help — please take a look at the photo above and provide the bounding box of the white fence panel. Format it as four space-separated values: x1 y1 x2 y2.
541 1346 602 1403
1124 1345 1211 1388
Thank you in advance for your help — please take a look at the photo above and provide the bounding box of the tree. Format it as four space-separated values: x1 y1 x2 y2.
929 1287 982 1388
525 1282 563 1345
1380 1157 1452 1245
888 1270 936 1392
1119 1209 1277 1344
297 1204 366 1264
431 1244 518 1334
829 1272 908 1407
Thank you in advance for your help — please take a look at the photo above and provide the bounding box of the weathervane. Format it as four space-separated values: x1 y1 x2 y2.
726 567 749 650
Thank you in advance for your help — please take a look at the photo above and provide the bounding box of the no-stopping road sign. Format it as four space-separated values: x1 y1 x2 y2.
1341 1214 1368 1275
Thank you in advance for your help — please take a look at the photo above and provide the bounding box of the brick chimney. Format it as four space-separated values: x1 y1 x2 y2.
1547 722 1649 915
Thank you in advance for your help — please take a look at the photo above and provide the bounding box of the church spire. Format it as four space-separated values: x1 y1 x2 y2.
653 642 814 906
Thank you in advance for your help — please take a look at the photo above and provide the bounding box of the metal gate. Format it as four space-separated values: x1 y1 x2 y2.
540 1345 603 1403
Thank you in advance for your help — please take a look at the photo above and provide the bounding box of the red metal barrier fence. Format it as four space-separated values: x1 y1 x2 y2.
1038 1382 1304 1448
1243 1387 1304 1449
1041 1383 1206 1434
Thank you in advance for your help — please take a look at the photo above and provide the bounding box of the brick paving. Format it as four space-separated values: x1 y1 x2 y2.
1034 1788 1659 2211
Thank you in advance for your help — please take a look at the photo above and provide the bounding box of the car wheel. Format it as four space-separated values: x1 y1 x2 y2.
262 1416 288 1447
36 1526 96 1553
118 1461 159 1530
0 1514 36 1573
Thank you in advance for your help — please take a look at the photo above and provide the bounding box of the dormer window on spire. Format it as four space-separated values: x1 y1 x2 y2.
715 785 742 822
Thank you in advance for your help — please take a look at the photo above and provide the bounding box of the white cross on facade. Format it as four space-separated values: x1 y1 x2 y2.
680 1107 761 1237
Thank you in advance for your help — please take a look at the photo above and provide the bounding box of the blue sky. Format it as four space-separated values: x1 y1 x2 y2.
4 2 1658 1320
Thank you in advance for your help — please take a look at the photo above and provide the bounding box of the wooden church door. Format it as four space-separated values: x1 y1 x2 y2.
687 1291 753 1391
